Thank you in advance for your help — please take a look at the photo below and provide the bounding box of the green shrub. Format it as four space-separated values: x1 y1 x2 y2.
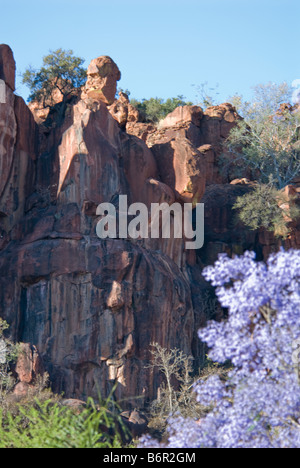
0 319 19 397
0 397 129 448
0 320 131 448
130 95 193 123
22 48 86 107
233 182 300 238
226 82 300 190
224 82 300 237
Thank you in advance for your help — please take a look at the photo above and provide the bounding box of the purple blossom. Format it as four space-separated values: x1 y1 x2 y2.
139 249 300 448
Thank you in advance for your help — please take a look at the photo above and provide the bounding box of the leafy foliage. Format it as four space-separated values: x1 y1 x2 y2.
228 82 293 120
140 249 300 448
22 48 86 106
226 109 300 190
0 320 130 448
225 82 300 236
0 319 19 397
233 182 300 238
0 397 128 448
130 95 193 123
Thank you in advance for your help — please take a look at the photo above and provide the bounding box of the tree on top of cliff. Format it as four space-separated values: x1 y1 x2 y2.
22 49 86 107
130 95 193 123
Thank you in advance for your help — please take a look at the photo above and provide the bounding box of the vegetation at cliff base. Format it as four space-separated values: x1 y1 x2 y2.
146 343 231 437
140 249 300 448
0 319 19 397
0 398 128 449
0 320 131 449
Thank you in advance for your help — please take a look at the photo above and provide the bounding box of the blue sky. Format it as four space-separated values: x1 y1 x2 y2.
1 0 299 104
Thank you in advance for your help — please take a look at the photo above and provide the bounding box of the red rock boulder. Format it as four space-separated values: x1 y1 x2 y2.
0 44 15 91
83 56 121 105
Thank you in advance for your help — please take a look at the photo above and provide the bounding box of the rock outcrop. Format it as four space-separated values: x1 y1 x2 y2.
0 46 194 405
0 45 37 251
82 56 121 105
0 44 15 91
1 45 299 408
12 343 44 397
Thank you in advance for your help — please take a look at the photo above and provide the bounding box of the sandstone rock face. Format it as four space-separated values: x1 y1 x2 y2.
12 342 44 398
0 49 194 405
201 103 239 146
200 184 258 264
109 92 156 142
124 101 240 188
15 343 44 384
198 144 222 185
0 84 16 203
1 46 299 408
0 44 16 91
0 46 37 245
151 137 206 204
28 84 80 125
108 91 129 128
159 105 203 128
199 183 300 264
1 238 193 403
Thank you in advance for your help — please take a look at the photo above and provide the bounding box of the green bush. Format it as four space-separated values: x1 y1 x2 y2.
224 82 300 237
0 319 19 397
233 183 300 238
130 95 193 123
0 320 131 448
226 82 300 189
22 48 86 107
0 397 129 448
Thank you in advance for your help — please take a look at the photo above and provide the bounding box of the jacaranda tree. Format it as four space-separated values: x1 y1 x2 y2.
140 248 300 448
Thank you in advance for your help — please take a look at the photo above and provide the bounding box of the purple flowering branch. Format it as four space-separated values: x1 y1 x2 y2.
139 249 300 448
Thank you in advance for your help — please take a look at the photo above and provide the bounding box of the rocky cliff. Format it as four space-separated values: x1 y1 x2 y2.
0 45 299 407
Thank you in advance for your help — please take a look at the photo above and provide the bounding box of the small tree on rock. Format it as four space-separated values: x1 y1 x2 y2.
22 48 86 108
225 82 300 236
